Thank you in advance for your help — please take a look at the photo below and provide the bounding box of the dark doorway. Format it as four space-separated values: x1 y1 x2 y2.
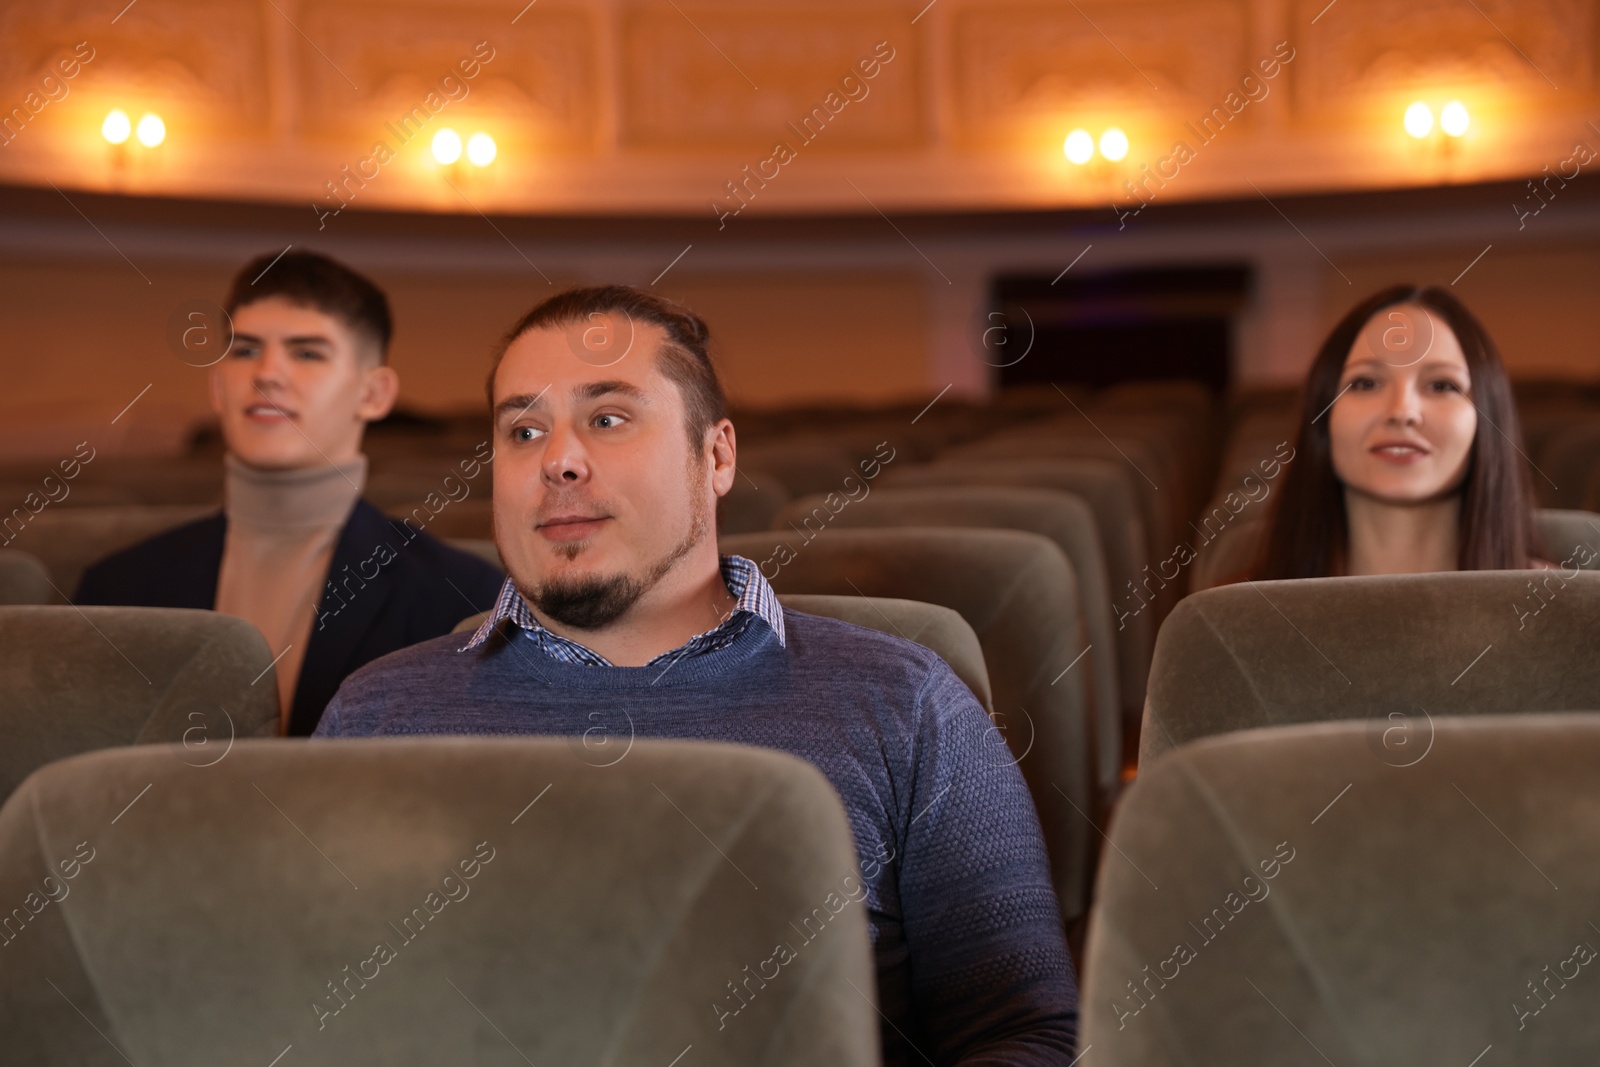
990 265 1251 392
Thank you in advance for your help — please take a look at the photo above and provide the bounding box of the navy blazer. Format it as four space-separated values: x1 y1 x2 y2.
75 499 504 736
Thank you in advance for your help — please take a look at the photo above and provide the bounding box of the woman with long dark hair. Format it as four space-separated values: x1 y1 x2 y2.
1255 284 1544 579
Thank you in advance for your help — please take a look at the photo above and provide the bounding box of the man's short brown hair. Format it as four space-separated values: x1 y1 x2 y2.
487 285 729 452
225 250 392 364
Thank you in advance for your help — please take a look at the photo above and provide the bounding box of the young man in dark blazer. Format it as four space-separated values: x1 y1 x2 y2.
77 250 503 736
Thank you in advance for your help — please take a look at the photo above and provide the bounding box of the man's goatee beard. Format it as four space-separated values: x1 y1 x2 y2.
524 494 711 632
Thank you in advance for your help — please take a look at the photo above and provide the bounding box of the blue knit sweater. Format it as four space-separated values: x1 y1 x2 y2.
315 608 1079 1064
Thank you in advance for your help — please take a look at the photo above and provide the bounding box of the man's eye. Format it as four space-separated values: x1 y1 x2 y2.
513 426 543 442
594 414 624 429
294 348 325 361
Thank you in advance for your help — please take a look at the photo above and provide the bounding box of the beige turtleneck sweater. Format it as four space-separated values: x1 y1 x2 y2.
215 454 367 732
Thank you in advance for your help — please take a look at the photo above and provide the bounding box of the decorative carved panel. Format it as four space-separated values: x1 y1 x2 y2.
1296 0 1592 107
1 0 1599 214
0 0 271 134
619 7 924 150
298 3 599 150
950 1 1251 146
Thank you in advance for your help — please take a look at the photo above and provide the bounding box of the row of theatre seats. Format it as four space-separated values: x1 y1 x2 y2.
3 379 1600 1062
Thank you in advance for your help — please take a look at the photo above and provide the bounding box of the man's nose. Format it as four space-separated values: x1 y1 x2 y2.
540 422 590 484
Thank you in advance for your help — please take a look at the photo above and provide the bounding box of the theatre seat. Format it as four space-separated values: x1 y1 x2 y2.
949 432 1177 556
1534 418 1600 508
883 459 1154 717
777 593 994 714
1141 571 1600 764
450 590 995 716
718 475 790 535
0 607 279 799
773 487 1120 799
721 527 1095 925
3 505 212 599
1082 715 1600 1064
1536 509 1600 567
0 551 52 605
1189 509 1600 592
738 439 863 497
0 738 877 1066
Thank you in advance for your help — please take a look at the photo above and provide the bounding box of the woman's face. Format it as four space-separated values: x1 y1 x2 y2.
1328 302 1478 505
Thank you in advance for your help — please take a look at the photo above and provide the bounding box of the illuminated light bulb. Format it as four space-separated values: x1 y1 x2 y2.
1440 100 1469 137
431 128 462 165
466 132 497 166
1063 128 1094 165
1403 101 1433 139
1099 127 1129 162
101 109 131 144
135 113 165 146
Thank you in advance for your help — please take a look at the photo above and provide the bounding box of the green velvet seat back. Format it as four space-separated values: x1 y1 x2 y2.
1084 716 1600 1064
0 551 53 605
0 738 879 1066
882 459 1154 714
1142 571 1600 764
0 606 279 801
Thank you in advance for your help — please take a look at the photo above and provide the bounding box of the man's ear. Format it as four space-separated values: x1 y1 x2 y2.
356 363 401 422
708 418 736 498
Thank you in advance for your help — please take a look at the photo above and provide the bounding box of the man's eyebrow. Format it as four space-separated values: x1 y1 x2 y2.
231 333 332 347
493 381 645 422
495 392 549 421
576 380 650 404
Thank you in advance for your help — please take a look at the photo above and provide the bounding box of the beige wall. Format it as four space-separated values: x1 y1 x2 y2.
0 254 935 461
654 272 929 410
1325 242 1600 380
4 177 1599 463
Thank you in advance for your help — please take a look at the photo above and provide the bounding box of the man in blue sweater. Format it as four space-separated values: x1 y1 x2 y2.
315 285 1079 1063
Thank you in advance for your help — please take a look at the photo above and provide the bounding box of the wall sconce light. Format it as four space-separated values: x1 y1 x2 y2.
104 109 165 147
1098 127 1129 162
1064 126 1130 165
1403 101 1434 139
1064 128 1094 165
431 128 463 165
433 128 497 167
101 109 131 144
1440 100 1470 138
134 112 165 147
466 132 497 167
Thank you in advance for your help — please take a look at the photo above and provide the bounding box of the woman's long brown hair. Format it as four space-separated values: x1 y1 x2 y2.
1255 285 1541 579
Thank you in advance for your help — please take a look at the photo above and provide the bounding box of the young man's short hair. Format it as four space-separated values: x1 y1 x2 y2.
488 285 729 453
224 250 393 364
